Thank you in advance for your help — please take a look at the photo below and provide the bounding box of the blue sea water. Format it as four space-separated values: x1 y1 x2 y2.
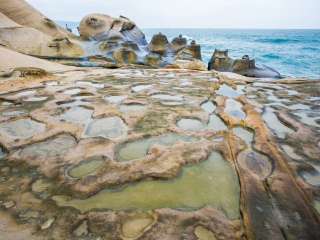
143 29 320 79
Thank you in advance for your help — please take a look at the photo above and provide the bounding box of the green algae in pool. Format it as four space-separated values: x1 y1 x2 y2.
53 151 240 219
280 144 305 160
177 118 205 130
200 101 216 113
225 99 246 119
262 106 295 139
59 107 94 124
83 117 128 139
207 114 227 130
233 127 254 147
18 136 77 157
117 133 198 161
67 158 104 178
0 118 45 138
300 162 320 187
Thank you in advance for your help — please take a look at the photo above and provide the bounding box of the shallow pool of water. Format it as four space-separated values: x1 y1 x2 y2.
105 95 128 103
64 89 83 95
0 118 45 138
0 147 6 159
118 105 146 110
67 158 104 178
0 100 13 106
177 118 205 130
286 90 299 95
233 127 254 147
291 111 320 127
18 136 77 157
83 117 128 139
59 107 93 124
15 90 37 96
25 97 48 102
225 99 246 119
280 144 305 160
158 81 171 85
53 151 240 218
171 86 202 90
215 84 244 98
207 114 227 130
131 84 155 92
160 101 184 106
262 106 295 139
314 200 320 215
44 81 58 86
59 96 91 108
200 101 216 113
150 94 183 100
117 133 198 161
246 95 258 99
76 81 104 88
1 110 25 116
179 82 193 86
301 162 320 188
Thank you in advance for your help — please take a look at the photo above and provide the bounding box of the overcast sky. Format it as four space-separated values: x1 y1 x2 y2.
26 0 320 29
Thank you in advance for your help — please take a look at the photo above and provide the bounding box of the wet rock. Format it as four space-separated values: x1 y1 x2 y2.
40 217 55 230
194 225 216 240
112 48 137 64
173 59 207 71
145 53 163 67
19 210 40 220
72 220 88 237
148 33 170 54
32 179 52 193
121 212 155 238
208 49 280 78
1 200 15 209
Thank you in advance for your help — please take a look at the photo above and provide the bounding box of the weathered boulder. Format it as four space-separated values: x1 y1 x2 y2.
170 35 187 53
177 40 202 60
0 12 85 57
78 14 147 46
144 53 163 67
173 59 207 71
0 0 74 38
112 48 137 64
208 50 280 78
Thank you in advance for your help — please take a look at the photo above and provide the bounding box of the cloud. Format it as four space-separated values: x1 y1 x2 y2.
26 0 320 28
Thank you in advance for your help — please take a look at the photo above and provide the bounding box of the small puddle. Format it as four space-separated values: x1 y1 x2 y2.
83 117 128 139
171 86 202 90
262 106 295 139
59 96 91 108
131 84 155 92
25 97 48 102
59 107 93 124
53 151 240 219
105 95 128 103
0 100 13 106
150 94 183 100
158 81 171 85
233 127 254 147
160 101 184 106
207 114 227 130
18 136 77 157
113 73 130 78
177 118 205 130
301 162 320 188
15 90 37 97
225 99 246 119
211 135 225 142
200 101 216 113
215 84 245 98
291 111 320 127
67 158 104 178
1 110 25 116
314 200 320 215
76 81 104 88
246 95 258 99
118 104 146 110
280 144 305 160
286 90 299 95
44 81 58 86
0 118 45 138
64 89 83 95
117 133 198 161
179 82 193 86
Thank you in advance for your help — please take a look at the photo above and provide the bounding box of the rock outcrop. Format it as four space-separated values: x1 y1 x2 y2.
208 49 280 78
0 0 74 38
78 14 147 46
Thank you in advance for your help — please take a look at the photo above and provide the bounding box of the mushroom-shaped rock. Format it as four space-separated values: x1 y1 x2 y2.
173 59 207 71
0 12 85 57
177 41 202 60
208 49 231 71
148 33 169 54
0 0 74 38
170 36 187 53
78 14 147 46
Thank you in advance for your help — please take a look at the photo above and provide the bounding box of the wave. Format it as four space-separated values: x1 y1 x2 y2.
182 35 193 40
256 38 299 44
263 54 280 59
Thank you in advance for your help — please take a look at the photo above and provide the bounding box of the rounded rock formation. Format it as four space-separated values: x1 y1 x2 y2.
148 33 169 54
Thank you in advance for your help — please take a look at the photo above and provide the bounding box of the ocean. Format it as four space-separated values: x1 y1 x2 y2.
143 29 320 79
